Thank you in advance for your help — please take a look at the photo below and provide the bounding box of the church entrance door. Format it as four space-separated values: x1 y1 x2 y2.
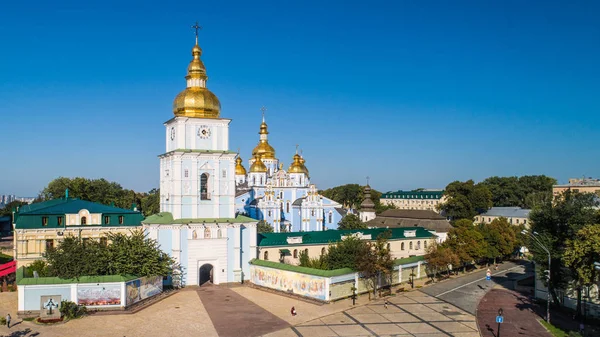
199 264 214 285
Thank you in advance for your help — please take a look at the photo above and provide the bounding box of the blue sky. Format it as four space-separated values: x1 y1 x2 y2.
1 0 599 196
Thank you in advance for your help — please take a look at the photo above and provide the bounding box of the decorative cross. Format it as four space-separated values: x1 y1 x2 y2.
295 144 299 154
191 21 202 43
366 176 370 186
261 106 267 121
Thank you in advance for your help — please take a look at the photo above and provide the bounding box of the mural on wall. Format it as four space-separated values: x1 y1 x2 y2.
126 276 163 306
250 266 327 301
77 284 121 306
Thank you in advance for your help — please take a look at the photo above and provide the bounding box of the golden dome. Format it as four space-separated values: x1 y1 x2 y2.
235 156 247 175
173 42 221 118
288 153 307 174
299 156 309 174
250 155 268 173
252 120 276 159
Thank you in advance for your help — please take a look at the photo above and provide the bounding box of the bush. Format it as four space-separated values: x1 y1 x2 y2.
26 260 49 277
0 317 5 325
59 300 87 319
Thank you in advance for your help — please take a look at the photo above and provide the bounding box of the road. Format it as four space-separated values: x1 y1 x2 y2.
420 260 533 314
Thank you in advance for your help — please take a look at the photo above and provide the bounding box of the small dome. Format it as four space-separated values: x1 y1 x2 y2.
288 153 307 174
235 156 247 175
250 155 268 173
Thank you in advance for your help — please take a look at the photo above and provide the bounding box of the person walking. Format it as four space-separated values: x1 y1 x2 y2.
5 313 11 328
291 306 297 316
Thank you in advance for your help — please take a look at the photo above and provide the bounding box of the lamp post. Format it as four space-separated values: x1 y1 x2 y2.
522 230 551 324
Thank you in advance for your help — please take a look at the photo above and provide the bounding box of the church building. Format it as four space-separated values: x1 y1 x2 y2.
234 117 345 232
142 33 257 286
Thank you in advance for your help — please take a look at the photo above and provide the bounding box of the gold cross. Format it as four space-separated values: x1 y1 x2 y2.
191 22 202 43
261 106 267 121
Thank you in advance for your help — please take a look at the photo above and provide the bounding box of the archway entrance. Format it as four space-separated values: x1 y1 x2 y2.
199 264 214 285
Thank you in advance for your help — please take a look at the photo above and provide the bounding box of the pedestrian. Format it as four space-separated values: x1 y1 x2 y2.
291 306 297 316
579 322 584 334
384 300 388 309
495 264 498 271
5 313 10 328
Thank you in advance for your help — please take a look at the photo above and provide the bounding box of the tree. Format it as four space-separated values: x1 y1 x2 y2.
477 217 517 263
425 242 459 280
319 184 395 214
443 219 487 271
337 214 367 230
439 180 492 220
479 175 556 208
140 188 160 217
44 229 175 279
257 220 273 233
529 190 600 307
298 250 329 270
564 225 600 317
356 231 394 298
325 235 367 270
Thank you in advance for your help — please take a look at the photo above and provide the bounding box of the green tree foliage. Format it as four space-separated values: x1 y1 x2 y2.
39 177 160 217
480 175 556 209
477 217 517 263
564 225 600 316
325 235 367 270
355 231 394 298
439 180 492 220
59 300 87 319
257 220 273 233
443 219 487 271
529 191 600 307
319 184 396 214
26 260 49 277
44 229 175 279
298 250 329 269
424 242 459 279
337 213 367 230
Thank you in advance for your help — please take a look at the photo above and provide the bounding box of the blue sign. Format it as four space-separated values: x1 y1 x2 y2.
486 275 491 281
496 315 504 324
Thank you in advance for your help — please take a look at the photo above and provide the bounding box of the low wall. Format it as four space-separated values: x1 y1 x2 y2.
16 267 163 315
249 256 427 302
535 272 600 317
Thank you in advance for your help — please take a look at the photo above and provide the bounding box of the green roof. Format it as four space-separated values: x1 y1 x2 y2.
393 255 425 266
16 267 139 285
142 212 257 225
250 259 354 277
15 198 144 229
257 227 435 247
159 149 237 157
382 190 444 199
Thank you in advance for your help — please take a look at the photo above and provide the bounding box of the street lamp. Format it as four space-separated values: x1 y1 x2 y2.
522 229 551 324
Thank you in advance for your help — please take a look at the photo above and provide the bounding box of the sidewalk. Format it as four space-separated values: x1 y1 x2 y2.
477 288 551 337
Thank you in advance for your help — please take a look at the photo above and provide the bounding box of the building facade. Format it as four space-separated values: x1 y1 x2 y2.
474 207 531 227
380 190 446 212
233 117 344 233
256 227 437 266
142 36 257 286
365 209 452 243
12 196 143 268
553 177 600 197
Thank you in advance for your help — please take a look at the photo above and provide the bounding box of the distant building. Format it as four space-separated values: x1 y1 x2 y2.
474 207 531 227
553 177 600 197
13 195 144 268
0 215 11 237
380 190 446 213
257 227 437 265
359 185 377 223
365 209 452 243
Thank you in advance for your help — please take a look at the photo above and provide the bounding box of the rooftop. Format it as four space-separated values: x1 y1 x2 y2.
479 207 531 218
258 227 436 247
143 212 256 225
378 209 446 220
555 178 600 188
382 190 444 199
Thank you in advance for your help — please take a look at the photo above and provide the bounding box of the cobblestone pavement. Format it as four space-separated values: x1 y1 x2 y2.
197 284 290 337
262 291 479 337
477 288 551 337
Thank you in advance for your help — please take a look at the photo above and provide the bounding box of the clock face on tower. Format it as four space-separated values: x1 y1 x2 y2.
197 125 212 139
170 127 175 140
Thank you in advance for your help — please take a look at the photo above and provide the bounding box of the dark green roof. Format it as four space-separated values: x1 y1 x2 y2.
15 198 144 229
382 190 444 199
250 259 354 277
16 267 138 285
257 227 435 247
142 212 256 224
393 255 425 266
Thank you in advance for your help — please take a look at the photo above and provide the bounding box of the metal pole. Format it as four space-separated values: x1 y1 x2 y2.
547 252 551 324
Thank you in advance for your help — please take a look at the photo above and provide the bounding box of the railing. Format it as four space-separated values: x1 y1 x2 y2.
0 260 16 278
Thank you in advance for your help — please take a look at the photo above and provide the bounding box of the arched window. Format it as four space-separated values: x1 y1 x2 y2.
417 241 421 250
409 241 413 250
204 228 211 239
192 230 198 239
264 251 269 260
328 212 332 223
217 229 222 238
424 241 428 249
387 243 391 251
81 216 87 225
321 247 326 256
268 210 272 217
401 242 405 250
253 176 256 185
184 169 189 178
311 210 315 217
286 202 290 213
260 176 263 185
293 249 298 258
200 173 209 200
304 248 308 257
